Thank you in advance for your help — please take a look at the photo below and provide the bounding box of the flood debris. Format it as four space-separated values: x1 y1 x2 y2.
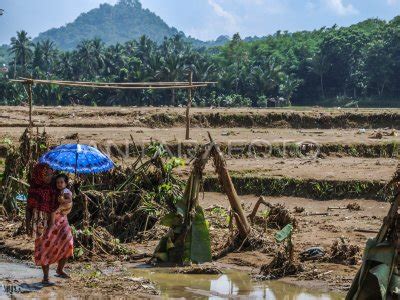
173 265 223 275
68 143 186 260
266 204 297 230
260 251 303 279
300 247 325 262
153 145 212 265
1 127 50 217
294 206 305 213
327 202 362 211
260 223 302 279
152 133 263 265
369 131 383 139
327 238 360 266
72 225 134 260
346 202 361 211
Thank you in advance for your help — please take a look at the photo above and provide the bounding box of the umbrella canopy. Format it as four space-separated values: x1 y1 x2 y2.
39 144 114 174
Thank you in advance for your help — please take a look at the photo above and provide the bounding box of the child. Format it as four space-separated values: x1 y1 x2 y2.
53 174 73 217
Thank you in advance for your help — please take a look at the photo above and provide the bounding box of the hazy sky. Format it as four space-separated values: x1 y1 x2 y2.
0 0 400 45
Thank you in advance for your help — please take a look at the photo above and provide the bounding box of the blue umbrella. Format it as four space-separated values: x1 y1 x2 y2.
39 144 114 174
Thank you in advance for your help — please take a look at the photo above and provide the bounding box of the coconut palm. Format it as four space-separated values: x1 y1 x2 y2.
9 31 33 77
40 39 57 74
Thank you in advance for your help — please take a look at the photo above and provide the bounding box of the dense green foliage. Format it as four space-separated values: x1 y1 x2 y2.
2 13 400 107
0 45 9 65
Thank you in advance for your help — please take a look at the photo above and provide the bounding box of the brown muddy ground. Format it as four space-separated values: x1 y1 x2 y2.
0 193 390 296
0 106 396 297
1 106 400 129
2 126 399 150
190 157 398 182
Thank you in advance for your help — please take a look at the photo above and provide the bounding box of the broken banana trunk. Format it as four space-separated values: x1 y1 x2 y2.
153 145 213 264
347 191 400 299
153 137 251 264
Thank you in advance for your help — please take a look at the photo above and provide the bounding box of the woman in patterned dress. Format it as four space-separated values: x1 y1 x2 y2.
26 163 74 284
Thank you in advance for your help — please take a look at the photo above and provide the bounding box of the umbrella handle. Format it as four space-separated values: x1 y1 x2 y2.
83 195 89 228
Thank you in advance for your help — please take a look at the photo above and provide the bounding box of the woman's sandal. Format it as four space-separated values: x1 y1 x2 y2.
55 271 71 279
41 278 55 286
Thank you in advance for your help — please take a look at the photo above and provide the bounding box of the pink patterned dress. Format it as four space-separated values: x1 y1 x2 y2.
34 212 74 266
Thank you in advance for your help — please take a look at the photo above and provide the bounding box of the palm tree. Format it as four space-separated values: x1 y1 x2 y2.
77 40 97 79
40 39 57 74
57 52 74 80
155 36 190 105
9 31 33 77
226 33 248 93
279 74 302 105
103 43 125 77
248 57 282 103
156 53 184 105
91 38 105 73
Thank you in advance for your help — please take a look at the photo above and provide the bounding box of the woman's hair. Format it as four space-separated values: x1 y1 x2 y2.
53 173 70 189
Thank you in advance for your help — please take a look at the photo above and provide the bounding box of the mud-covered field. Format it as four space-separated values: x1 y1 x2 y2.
2 106 400 129
0 106 399 298
0 193 388 297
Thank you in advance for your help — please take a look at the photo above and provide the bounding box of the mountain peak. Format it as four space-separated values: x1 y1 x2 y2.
118 0 142 9
34 0 178 50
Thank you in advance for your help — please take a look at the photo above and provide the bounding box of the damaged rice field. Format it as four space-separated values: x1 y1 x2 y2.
1 106 400 298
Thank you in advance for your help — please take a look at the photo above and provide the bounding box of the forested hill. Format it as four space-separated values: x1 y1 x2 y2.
3 16 400 107
34 0 183 50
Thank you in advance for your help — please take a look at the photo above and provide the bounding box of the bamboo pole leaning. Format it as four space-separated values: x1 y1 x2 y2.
208 133 251 239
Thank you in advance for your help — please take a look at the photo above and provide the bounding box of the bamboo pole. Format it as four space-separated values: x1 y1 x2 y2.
185 71 193 140
28 81 33 127
17 77 217 86
208 133 251 239
11 79 208 90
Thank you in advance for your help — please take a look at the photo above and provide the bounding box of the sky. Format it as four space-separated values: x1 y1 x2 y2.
0 0 400 45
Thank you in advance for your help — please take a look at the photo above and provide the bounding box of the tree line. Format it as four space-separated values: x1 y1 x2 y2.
1 16 400 107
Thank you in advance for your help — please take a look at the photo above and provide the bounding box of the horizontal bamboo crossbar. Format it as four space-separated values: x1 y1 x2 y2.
24 78 217 86
10 78 216 90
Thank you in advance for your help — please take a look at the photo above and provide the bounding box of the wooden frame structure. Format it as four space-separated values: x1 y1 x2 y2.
10 76 216 139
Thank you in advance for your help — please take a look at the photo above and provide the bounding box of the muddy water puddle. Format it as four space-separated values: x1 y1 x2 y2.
0 257 48 298
133 267 344 299
0 257 344 299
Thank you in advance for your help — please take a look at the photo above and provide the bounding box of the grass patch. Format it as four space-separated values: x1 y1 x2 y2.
203 176 388 201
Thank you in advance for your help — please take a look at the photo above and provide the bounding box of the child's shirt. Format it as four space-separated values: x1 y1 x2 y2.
58 188 73 216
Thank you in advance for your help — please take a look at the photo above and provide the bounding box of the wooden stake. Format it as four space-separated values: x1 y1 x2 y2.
28 81 33 127
185 71 193 140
